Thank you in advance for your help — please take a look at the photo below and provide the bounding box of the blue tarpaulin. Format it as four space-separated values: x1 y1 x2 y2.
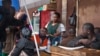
0 0 2 5
0 0 20 11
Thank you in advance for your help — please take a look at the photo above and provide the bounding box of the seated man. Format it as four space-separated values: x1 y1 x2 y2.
11 27 35 56
31 28 49 47
11 27 50 56
67 23 100 49
60 28 75 46
94 27 100 35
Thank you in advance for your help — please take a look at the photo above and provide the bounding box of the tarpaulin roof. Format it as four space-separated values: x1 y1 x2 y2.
19 0 50 9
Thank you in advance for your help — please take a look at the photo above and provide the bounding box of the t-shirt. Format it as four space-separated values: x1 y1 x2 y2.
57 23 66 32
45 22 66 33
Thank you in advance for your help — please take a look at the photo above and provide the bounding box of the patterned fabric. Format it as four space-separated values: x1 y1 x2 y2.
31 35 48 46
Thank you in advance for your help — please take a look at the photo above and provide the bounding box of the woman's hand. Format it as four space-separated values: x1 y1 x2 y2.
47 34 53 37
53 32 61 37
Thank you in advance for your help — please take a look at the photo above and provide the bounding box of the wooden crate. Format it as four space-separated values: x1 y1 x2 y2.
47 3 57 10
50 46 100 56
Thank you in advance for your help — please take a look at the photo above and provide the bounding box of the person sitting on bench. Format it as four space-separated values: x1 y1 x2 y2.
67 23 100 49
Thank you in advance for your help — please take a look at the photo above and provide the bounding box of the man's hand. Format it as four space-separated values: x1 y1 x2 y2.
77 39 91 45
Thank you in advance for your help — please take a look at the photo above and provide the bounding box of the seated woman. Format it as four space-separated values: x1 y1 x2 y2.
45 12 66 46
67 23 100 49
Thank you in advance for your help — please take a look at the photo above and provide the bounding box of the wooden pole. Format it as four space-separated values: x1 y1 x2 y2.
23 0 40 56
76 0 79 36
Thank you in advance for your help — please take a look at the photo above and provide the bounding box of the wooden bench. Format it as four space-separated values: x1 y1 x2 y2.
50 46 100 56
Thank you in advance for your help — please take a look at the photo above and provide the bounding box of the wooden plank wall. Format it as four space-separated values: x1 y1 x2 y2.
78 0 100 33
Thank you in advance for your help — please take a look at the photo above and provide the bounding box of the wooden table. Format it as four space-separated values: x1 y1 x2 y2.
40 51 51 56
50 46 100 56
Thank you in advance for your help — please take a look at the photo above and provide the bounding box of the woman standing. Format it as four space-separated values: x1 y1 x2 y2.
45 12 65 46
